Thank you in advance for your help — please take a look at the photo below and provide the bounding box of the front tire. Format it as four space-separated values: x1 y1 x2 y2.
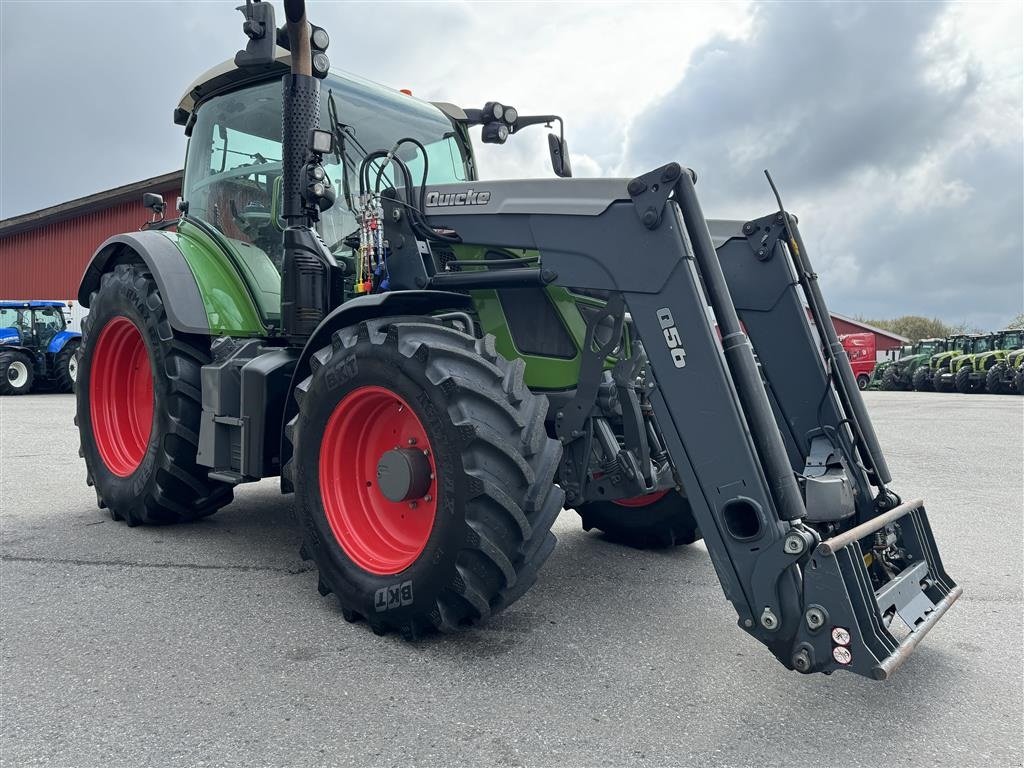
856 374 870 390
1016 366 1024 395
954 366 974 394
0 351 34 395
287 319 564 638
577 490 700 548
912 366 933 392
985 363 1007 395
54 340 80 393
881 367 904 391
76 264 233 525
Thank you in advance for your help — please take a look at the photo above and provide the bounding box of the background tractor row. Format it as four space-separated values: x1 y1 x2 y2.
870 337 945 391
930 329 1024 394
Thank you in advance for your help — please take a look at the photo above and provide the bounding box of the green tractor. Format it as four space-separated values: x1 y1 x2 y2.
1014 349 1024 395
71 0 959 679
866 343 911 390
917 333 969 392
935 333 994 393
980 329 1024 394
880 338 946 391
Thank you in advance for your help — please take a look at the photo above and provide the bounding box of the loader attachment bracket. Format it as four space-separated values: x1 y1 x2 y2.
627 163 692 230
795 499 960 678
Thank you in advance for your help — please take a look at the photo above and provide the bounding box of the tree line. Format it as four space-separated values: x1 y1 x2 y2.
855 313 1024 343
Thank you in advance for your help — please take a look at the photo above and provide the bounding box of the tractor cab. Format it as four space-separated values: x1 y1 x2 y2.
169 55 475 332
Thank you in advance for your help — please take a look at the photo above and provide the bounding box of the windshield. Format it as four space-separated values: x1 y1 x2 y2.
33 307 66 346
182 73 470 270
917 341 940 356
973 338 993 353
999 332 1022 349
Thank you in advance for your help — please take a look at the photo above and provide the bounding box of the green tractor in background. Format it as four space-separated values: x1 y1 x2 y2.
935 333 994 393
980 329 1024 394
880 338 946 391
916 333 969 392
866 343 911 390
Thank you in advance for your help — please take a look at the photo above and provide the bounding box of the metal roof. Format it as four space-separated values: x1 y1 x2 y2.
0 300 68 308
0 171 183 240
828 311 910 343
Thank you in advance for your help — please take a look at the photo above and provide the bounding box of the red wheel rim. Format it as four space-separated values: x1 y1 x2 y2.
319 386 437 575
89 317 154 477
613 489 670 508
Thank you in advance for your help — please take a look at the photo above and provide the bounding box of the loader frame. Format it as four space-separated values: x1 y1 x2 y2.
360 165 960 678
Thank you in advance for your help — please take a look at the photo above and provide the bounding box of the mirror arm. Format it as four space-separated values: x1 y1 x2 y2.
510 114 561 134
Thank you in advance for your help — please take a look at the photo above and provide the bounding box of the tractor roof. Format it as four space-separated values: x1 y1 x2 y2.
175 49 455 126
0 300 67 309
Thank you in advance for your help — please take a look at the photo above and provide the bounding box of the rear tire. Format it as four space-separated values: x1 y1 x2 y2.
954 366 973 394
54 340 80 393
911 366 933 392
578 490 700 548
985 363 1007 395
76 264 233 525
287 319 564 638
0 351 34 395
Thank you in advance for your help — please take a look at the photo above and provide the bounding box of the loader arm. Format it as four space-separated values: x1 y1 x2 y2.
385 165 958 679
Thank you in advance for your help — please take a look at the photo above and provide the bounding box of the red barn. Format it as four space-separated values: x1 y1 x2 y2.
0 171 182 328
818 310 909 361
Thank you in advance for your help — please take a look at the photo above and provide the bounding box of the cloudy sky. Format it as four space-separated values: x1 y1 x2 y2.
1 1 1021 328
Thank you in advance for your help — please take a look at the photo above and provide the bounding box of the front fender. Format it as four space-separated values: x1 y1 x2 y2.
279 290 474 489
47 330 81 354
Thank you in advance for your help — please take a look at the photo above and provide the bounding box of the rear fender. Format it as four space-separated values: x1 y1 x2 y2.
79 232 212 335
78 230 267 337
279 290 474 490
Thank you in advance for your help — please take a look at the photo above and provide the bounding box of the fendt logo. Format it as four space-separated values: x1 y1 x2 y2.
425 189 491 208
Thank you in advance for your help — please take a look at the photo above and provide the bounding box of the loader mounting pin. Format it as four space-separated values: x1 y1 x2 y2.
783 533 806 555
805 606 826 631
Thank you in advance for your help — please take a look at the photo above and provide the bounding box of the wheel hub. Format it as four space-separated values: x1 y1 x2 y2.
376 448 433 503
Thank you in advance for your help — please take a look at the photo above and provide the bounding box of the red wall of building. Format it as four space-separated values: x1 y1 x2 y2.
831 316 903 351
0 187 180 300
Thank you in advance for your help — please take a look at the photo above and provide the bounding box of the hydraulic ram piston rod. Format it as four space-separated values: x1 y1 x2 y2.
673 174 807 522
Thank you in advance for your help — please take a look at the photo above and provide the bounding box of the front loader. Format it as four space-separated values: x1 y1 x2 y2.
73 0 958 679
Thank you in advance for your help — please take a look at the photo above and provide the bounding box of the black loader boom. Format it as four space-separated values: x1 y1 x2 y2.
384 166 960 679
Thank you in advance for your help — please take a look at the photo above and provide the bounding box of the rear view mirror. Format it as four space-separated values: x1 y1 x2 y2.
548 133 572 178
143 193 165 213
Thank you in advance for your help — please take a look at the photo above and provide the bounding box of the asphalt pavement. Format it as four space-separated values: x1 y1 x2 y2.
1 391 1022 767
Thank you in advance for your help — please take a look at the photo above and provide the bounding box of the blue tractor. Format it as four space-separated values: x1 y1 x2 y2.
0 301 81 395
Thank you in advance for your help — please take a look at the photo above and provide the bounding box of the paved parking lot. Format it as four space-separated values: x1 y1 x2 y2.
1 391 1022 767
